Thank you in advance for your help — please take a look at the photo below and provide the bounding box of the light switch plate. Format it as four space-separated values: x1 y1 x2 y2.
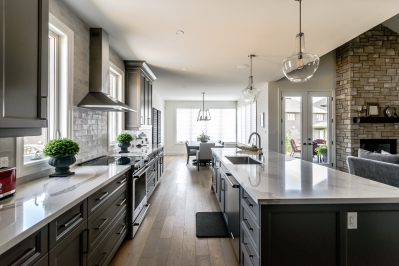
348 212 357 229
0 157 8 168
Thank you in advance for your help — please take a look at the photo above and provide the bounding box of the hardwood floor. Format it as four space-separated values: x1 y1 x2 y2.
109 155 239 266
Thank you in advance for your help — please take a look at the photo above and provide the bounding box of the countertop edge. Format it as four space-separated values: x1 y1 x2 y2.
0 166 131 256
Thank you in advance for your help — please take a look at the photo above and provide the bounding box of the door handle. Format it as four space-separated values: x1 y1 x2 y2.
303 143 307 145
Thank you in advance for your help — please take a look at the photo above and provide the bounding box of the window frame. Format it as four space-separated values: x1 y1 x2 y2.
108 62 125 151
16 15 74 178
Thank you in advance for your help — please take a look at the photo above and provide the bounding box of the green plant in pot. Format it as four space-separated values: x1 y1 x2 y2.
197 131 210 143
314 144 328 162
117 133 133 153
43 138 80 177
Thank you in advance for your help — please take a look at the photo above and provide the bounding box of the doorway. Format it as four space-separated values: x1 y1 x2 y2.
281 91 334 167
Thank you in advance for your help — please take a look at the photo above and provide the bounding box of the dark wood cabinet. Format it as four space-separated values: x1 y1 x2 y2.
0 226 48 266
124 61 156 130
49 221 88 266
0 0 48 137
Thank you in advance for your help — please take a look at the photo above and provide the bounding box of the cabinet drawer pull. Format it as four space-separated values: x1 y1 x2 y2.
118 199 127 206
96 192 109 201
117 225 127 235
96 218 109 230
64 213 82 228
244 219 253 231
11 247 36 266
244 243 254 258
244 197 253 207
118 178 127 184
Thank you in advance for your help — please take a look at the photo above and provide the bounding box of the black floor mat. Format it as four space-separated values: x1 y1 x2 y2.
196 212 229 238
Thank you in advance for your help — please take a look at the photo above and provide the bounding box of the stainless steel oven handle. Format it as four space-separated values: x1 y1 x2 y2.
222 172 240 188
134 166 149 177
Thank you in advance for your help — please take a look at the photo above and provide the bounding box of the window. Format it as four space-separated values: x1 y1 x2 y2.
108 63 124 149
316 114 324 122
16 15 74 177
287 113 296 121
176 108 236 143
237 102 256 144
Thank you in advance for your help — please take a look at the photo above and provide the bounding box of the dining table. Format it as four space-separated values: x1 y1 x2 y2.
187 141 224 150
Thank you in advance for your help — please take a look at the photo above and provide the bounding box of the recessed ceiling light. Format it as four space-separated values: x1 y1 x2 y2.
182 68 188 71
176 30 184 35
237 64 249 69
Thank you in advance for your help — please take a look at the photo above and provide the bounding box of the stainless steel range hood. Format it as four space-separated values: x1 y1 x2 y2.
78 28 136 112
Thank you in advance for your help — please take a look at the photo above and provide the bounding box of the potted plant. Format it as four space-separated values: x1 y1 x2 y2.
43 138 80 177
117 132 133 153
314 144 328 162
197 131 210 143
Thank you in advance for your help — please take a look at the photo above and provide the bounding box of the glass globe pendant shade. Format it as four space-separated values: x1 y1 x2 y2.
242 76 261 102
197 92 211 121
282 33 320 83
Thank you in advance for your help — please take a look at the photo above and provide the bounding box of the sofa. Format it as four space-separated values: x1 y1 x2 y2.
347 148 399 188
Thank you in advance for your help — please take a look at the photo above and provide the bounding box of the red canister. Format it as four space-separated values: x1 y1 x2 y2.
0 167 16 199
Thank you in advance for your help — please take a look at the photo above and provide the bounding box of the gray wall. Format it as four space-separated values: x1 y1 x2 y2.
267 51 336 152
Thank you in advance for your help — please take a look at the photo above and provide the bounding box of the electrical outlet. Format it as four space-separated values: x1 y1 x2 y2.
348 212 357 229
0 157 8 168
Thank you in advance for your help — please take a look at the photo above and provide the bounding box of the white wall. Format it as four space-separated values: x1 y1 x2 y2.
267 51 336 152
152 89 165 144
164 101 237 155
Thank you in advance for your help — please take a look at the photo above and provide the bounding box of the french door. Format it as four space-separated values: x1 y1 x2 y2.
281 91 334 167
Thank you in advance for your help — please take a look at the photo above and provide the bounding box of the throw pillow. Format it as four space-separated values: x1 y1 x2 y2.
358 148 399 164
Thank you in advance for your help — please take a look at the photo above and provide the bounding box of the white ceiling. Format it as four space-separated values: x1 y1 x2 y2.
63 0 399 101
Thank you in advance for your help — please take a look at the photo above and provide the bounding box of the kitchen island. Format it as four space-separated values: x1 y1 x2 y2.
0 165 130 265
212 148 399 266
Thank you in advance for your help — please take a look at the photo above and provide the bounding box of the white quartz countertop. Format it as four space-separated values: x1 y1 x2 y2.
212 148 399 205
0 165 130 255
114 144 164 157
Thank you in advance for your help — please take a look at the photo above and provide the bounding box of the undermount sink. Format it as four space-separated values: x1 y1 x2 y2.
225 156 262 165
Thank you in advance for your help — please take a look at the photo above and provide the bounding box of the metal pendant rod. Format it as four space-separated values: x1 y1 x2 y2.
299 0 302 54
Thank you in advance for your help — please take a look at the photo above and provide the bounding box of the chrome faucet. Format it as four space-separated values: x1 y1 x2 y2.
248 132 263 155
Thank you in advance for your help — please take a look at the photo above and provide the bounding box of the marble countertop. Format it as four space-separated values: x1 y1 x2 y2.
0 165 130 255
114 144 164 157
212 148 399 205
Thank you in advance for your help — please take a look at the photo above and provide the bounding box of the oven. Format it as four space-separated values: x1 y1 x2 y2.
146 158 157 199
131 165 149 238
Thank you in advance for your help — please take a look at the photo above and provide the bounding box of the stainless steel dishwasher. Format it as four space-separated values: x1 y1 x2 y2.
221 171 240 261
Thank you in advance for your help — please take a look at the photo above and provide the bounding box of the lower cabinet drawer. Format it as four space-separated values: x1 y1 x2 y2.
88 174 127 214
49 221 88 266
242 205 260 255
88 189 127 253
49 200 87 249
88 211 127 266
33 253 48 266
0 225 48 266
242 189 260 226
241 225 260 266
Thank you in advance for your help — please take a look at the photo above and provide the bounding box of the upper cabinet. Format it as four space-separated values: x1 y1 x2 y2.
0 0 49 138
124 61 156 130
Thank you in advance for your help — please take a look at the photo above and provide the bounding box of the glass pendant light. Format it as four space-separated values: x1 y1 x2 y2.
197 92 211 121
242 55 261 102
282 0 319 83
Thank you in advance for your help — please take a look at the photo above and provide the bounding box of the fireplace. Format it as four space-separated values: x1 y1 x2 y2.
360 139 397 154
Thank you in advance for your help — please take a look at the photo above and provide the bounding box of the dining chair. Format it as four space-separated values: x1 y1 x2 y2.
290 139 301 157
185 141 197 165
196 143 215 171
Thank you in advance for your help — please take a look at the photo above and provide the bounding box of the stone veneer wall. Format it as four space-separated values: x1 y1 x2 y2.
336 24 399 172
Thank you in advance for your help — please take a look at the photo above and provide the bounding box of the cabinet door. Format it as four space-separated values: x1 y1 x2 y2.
0 0 48 131
147 82 152 125
157 110 161 144
49 220 88 266
140 75 146 125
